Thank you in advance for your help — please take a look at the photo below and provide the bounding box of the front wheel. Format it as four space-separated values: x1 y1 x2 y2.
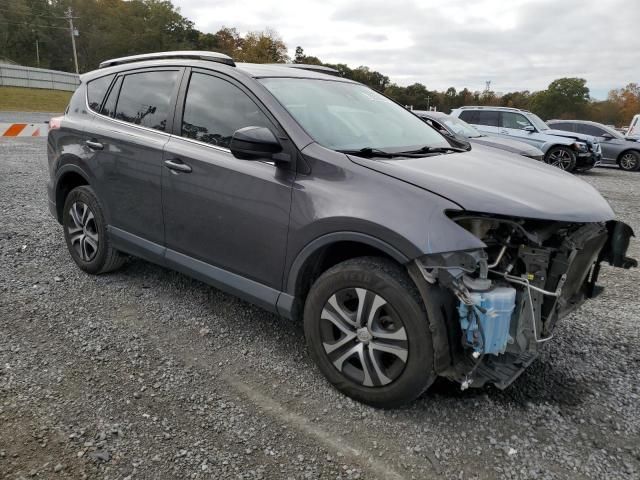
545 146 577 172
303 257 436 408
619 151 640 171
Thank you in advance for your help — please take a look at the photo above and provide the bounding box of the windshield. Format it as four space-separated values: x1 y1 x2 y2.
259 78 450 152
601 124 624 139
439 115 482 138
526 113 550 131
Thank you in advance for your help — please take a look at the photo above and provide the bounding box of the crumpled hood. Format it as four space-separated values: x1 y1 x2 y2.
349 144 614 222
470 135 542 157
544 129 596 144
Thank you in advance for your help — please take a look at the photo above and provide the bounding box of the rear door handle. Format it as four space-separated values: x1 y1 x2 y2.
164 158 192 173
500 129 509 135
85 139 104 150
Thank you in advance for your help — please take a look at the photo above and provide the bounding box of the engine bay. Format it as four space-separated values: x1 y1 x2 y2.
413 214 637 390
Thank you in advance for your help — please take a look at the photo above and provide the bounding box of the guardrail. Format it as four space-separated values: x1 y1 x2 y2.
0 63 79 91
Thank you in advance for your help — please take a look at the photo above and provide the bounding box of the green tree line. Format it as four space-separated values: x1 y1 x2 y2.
1 0 637 126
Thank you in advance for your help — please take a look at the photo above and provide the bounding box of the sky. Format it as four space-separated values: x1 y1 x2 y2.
173 0 639 99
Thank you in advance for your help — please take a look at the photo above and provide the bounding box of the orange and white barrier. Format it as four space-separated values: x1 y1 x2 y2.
0 123 48 137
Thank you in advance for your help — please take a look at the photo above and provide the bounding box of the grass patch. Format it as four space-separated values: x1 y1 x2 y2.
0 86 72 112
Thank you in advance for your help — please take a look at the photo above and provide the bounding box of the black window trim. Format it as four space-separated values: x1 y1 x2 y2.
86 66 185 137
171 67 292 160
100 75 123 118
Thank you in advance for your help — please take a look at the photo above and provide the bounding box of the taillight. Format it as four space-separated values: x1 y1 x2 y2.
49 116 63 130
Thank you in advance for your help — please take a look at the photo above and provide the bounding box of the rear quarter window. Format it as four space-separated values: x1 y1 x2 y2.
86 74 115 112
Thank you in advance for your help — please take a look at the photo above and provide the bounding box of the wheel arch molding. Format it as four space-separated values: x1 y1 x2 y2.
285 231 412 295
54 163 94 223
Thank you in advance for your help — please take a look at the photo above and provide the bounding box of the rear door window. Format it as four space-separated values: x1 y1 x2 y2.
114 71 179 132
458 110 479 124
549 122 574 132
87 74 115 112
180 72 272 149
477 111 500 127
576 124 605 136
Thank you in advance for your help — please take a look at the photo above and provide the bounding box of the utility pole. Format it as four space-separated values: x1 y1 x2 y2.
66 7 79 74
32 29 40 67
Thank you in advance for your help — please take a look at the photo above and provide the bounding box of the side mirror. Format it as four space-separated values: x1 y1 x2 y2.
523 125 536 132
601 133 614 140
229 126 286 161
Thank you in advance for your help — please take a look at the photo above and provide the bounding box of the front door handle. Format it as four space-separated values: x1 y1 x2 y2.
164 158 192 173
500 129 509 135
85 139 104 150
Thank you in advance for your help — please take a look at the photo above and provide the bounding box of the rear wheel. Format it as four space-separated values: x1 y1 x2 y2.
619 151 640 171
62 186 125 274
303 257 436 408
545 146 576 172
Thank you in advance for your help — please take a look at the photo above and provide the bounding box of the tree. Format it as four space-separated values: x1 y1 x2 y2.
530 78 590 120
237 29 288 63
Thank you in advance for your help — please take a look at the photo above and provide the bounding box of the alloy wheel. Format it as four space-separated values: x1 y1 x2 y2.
620 152 639 171
320 288 408 387
66 201 99 261
547 149 573 170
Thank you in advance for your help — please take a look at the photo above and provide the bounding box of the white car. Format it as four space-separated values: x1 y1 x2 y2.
626 114 640 139
450 106 601 172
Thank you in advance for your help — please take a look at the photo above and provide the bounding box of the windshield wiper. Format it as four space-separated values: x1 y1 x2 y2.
336 147 396 158
397 145 468 155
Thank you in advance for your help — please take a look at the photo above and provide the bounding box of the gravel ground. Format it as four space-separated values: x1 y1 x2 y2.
1 137 639 480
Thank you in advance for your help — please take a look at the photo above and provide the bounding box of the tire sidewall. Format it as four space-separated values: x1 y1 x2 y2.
62 186 110 274
303 262 434 408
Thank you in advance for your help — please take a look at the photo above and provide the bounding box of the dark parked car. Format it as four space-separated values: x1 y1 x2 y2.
547 119 640 171
414 110 544 160
47 51 636 407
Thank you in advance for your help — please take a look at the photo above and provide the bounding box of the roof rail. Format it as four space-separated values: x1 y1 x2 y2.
271 63 340 76
458 105 531 113
99 51 235 69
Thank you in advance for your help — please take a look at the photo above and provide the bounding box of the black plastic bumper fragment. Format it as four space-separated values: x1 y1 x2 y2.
600 221 637 269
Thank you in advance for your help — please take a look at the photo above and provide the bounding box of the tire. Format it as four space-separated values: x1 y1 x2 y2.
544 146 577 172
62 185 125 274
303 257 436 408
618 150 640 171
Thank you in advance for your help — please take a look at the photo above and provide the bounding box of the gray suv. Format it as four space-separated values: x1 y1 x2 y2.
47 51 636 407
451 106 602 172
547 119 640 171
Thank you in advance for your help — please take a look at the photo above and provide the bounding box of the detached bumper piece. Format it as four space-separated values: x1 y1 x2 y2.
415 216 636 391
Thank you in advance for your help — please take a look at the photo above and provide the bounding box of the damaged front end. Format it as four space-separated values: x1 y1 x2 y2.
410 213 637 390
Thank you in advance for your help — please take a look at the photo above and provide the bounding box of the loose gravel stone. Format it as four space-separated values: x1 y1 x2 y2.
1 137 639 479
